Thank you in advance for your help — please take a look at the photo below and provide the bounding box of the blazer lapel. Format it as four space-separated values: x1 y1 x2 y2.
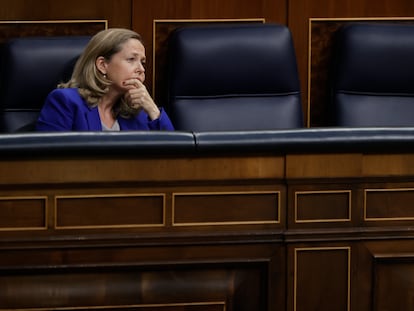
85 107 102 130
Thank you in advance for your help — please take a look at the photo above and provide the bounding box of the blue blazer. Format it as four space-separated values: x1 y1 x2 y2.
36 88 174 131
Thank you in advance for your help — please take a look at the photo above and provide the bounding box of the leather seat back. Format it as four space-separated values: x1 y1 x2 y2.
0 36 90 132
331 23 414 126
167 23 303 131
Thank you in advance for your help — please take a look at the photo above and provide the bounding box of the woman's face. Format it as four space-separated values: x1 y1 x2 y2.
99 38 146 93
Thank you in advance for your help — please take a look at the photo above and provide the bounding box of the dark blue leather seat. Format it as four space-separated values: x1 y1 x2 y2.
0 36 90 132
167 23 303 131
331 23 414 127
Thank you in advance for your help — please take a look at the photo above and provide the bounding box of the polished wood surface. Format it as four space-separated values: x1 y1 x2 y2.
0 149 414 310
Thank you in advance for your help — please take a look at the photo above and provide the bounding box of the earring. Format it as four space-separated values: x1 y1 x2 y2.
103 73 107 78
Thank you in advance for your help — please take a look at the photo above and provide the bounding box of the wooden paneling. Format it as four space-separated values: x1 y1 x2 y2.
0 262 266 310
173 191 280 226
55 194 165 229
0 197 47 230
295 190 351 223
373 257 414 311
3 2 414 311
364 188 414 221
0 156 284 185
356 241 414 311
0 20 107 44
288 185 358 230
290 246 351 311
2 150 414 310
0 0 131 28
286 154 362 178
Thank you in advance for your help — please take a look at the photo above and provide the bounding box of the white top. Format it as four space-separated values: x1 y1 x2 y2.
101 120 120 131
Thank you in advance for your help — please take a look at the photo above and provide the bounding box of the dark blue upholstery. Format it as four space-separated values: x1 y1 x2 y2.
167 23 303 131
1 128 414 158
0 131 195 157
0 36 90 132
331 23 414 127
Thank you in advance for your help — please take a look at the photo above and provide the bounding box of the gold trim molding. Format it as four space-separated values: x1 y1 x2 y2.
0 301 226 311
0 19 108 25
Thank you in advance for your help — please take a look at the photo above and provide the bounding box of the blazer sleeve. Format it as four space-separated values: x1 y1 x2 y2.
36 89 77 131
147 108 175 131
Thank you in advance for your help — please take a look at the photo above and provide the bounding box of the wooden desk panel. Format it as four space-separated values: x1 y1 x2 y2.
0 151 414 310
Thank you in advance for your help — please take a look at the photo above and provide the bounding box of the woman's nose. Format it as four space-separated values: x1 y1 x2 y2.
137 62 145 72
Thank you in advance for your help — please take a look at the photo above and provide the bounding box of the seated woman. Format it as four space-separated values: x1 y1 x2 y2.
36 28 174 131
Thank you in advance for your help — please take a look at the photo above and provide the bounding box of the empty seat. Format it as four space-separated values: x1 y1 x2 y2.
331 23 414 127
167 23 303 131
0 36 90 132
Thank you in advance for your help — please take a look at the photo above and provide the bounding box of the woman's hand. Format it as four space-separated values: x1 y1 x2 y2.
123 78 160 120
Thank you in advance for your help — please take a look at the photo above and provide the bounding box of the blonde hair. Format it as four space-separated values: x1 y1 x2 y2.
60 28 143 118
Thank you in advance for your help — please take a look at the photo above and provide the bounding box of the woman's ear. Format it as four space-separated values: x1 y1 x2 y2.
95 56 107 75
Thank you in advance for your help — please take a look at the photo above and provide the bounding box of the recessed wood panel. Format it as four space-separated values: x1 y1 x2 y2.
295 190 351 223
0 197 47 230
294 247 350 311
55 194 165 229
0 0 131 28
173 191 279 226
0 20 107 44
373 255 414 311
365 188 414 221
0 263 265 311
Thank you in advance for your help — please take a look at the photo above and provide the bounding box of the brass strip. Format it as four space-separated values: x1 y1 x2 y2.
0 301 225 311
0 19 108 26
307 18 312 128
